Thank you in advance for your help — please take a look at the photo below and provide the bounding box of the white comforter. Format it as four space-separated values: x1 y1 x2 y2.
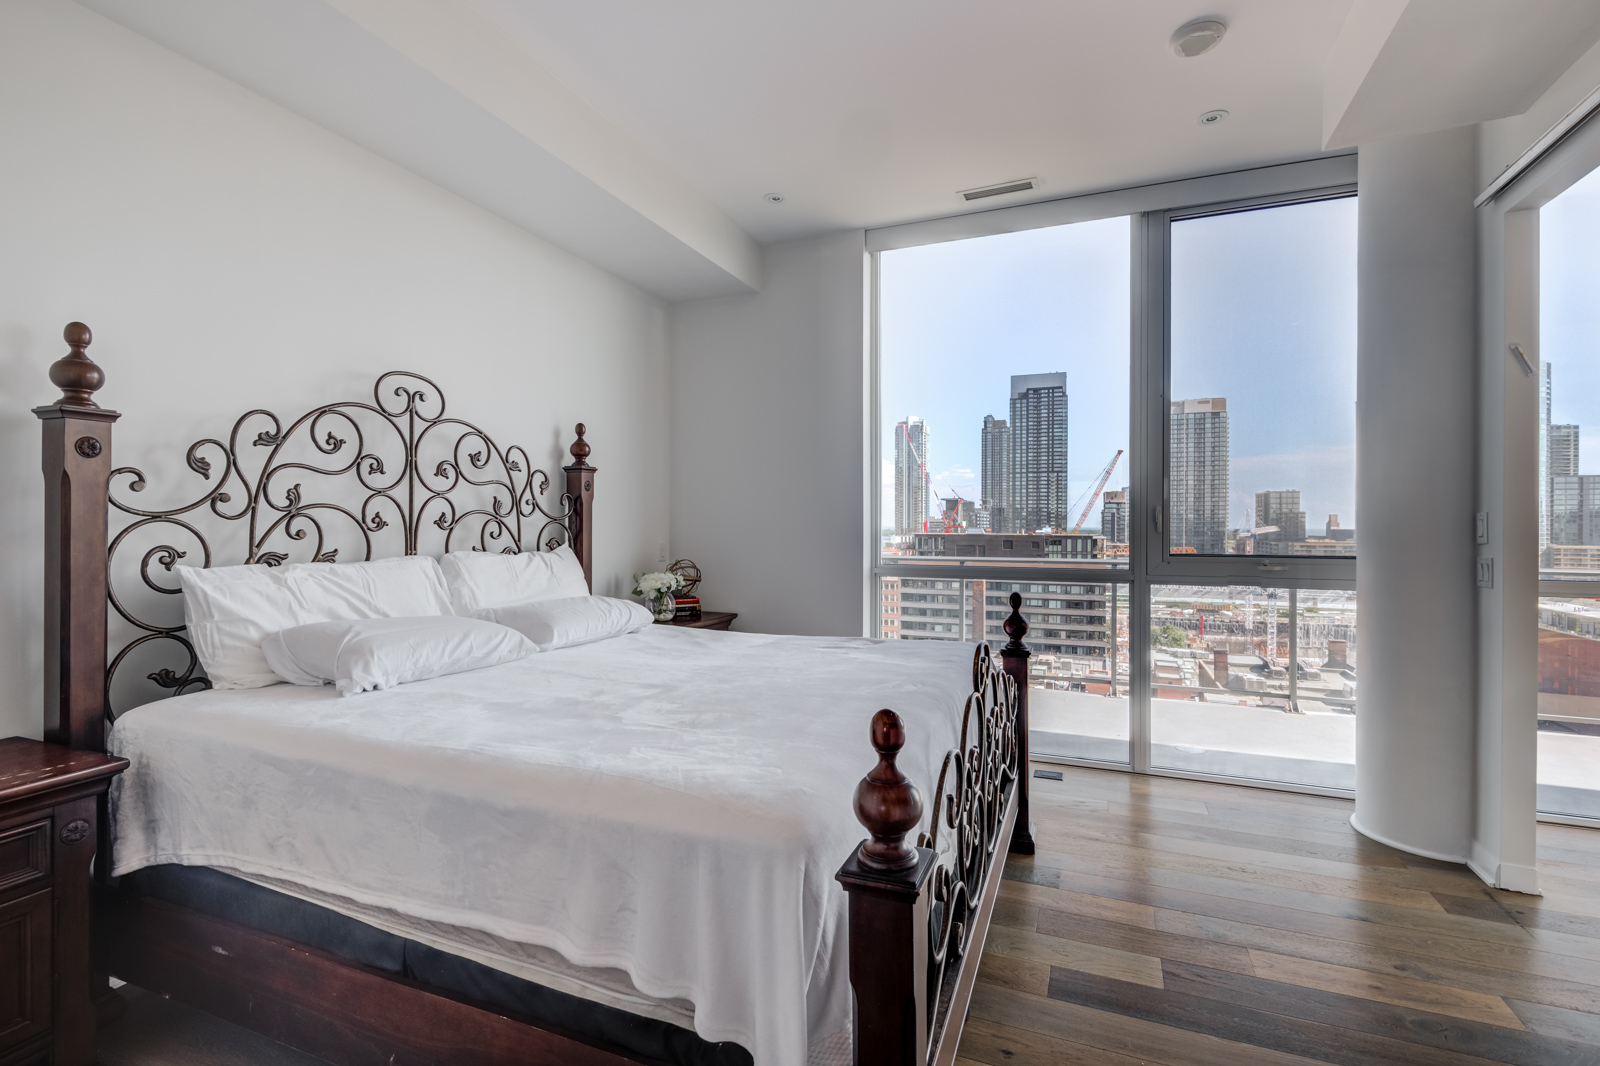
108 627 973 1066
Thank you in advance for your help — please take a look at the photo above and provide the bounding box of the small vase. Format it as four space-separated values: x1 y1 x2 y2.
651 593 676 622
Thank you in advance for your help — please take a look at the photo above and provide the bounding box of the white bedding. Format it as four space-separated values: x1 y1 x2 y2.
108 626 973 1066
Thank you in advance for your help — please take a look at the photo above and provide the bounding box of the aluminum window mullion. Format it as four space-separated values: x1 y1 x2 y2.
1130 211 1157 774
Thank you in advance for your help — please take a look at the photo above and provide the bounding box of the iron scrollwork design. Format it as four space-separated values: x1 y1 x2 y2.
105 372 576 717
918 643 1019 1053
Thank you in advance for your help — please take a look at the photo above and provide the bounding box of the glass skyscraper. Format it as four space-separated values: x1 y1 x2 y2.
1008 373 1069 534
1169 397 1230 554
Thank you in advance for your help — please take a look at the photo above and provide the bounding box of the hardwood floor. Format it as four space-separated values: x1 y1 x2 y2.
93 764 1600 1065
957 763 1600 1066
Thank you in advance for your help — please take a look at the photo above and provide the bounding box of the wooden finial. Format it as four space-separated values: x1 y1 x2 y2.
568 423 591 468
1002 590 1029 651
854 709 924 871
49 322 104 407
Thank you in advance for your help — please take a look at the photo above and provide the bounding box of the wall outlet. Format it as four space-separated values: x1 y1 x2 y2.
1477 556 1494 589
1475 512 1488 545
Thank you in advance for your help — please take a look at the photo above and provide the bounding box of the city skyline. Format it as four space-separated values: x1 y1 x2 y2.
891 388 1345 552
880 198 1360 535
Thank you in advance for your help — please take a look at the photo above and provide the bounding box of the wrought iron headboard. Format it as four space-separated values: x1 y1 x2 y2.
98 366 594 718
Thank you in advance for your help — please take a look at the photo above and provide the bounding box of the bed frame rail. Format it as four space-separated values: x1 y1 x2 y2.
837 633 1026 1066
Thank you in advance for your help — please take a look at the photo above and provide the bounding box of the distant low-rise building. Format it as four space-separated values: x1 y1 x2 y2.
1255 489 1307 546
1550 545 1600 570
912 531 1104 561
879 576 901 638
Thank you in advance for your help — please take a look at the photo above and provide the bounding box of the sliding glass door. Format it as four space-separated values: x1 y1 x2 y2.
1536 164 1600 820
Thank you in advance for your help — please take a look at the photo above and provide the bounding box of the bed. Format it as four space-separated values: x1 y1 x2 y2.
33 322 1034 1066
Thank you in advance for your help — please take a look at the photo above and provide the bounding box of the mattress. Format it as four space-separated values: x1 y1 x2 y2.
108 626 973 1066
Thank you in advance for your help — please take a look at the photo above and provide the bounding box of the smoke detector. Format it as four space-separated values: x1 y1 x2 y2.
1171 18 1226 58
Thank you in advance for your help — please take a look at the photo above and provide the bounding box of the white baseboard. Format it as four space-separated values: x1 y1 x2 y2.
1349 813 1468 864
1468 839 1543 895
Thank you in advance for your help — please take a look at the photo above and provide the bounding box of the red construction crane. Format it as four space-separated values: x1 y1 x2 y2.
1069 450 1124 534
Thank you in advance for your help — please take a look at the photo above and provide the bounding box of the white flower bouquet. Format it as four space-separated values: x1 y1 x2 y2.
633 570 685 621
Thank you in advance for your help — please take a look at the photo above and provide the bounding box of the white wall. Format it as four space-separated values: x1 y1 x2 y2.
669 233 868 636
0 0 670 739
1479 35 1600 190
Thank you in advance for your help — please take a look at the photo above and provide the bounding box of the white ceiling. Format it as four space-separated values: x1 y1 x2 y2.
77 0 1600 299
463 0 1358 244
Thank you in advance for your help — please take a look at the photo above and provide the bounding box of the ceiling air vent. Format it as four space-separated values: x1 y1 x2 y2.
960 178 1037 202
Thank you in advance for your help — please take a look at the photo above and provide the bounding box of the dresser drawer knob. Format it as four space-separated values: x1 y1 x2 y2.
60 819 91 844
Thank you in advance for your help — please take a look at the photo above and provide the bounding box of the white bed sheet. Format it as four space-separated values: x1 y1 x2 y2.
109 627 973 1066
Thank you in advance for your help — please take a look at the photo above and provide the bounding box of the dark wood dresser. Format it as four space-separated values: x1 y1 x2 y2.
655 611 737 631
0 738 127 1066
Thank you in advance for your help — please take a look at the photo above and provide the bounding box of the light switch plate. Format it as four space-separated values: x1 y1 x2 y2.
1475 512 1488 545
1477 556 1494 588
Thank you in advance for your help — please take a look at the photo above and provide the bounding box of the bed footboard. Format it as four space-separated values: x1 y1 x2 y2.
836 641 1020 1066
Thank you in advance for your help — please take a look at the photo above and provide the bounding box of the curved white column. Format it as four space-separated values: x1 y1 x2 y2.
1353 127 1479 862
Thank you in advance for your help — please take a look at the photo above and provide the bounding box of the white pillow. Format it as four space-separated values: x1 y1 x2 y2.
179 556 454 690
477 595 651 652
261 616 534 696
438 545 588 615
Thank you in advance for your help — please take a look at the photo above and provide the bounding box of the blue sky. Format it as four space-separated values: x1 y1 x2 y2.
879 217 1129 531
1543 164 1600 467
880 196 1358 535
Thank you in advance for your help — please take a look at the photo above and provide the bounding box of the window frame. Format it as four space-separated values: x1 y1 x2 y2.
869 155 1359 786
1498 114 1600 828
1141 187 1359 588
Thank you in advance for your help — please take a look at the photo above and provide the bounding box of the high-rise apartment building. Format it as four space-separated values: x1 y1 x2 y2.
1552 424 1580 478
980 415 1011 533
1101 489 1129 545
1550 473 1600 548
1008 373 1069 533
1255 489 1306 545
893 417 930 535
1169 398 1230 554
1541 361 1552 564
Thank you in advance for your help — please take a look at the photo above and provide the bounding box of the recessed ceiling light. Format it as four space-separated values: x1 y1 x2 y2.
1198 109 1229 126
1172 18 1227 58
763 192 785 203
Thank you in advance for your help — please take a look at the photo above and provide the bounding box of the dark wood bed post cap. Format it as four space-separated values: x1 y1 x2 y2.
853 710 924 871
567 423 591 468
1001 591 1030 658
47 322 105 408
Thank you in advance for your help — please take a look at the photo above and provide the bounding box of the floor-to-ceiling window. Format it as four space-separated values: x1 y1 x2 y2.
877 217 1132 765
873 165 1358 792
1150 195 1358 790
1537 164 1600 821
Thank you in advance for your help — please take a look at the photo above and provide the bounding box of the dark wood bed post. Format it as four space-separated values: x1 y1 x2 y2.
1001 592 1035 855
34 323 117 754
563 424 595 592
836 710 935 1065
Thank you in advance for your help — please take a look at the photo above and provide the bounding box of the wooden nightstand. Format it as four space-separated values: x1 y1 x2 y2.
655 611 738 631
0 737 127 1066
